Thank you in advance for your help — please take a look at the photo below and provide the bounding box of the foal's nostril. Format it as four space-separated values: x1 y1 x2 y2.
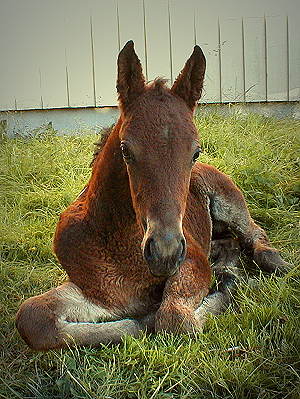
178 238 186 262
143 237 156 263
141 218 147 232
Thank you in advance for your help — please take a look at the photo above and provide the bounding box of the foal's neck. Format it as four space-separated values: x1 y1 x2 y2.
85 119 135 232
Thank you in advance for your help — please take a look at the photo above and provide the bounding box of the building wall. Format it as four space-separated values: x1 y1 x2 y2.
0 0 299 111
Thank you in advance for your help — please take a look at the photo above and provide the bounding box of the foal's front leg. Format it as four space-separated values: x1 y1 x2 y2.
155 240 211 334
16 282 146 350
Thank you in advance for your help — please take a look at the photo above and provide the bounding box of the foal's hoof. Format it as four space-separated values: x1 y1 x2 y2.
215 269 241 294
155 306 204 335
253 248 292 275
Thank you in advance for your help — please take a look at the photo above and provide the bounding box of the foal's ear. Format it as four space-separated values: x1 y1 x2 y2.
171 45 206 111
117 40 146 112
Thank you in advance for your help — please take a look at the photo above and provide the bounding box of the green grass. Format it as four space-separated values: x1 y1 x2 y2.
0 114 299 399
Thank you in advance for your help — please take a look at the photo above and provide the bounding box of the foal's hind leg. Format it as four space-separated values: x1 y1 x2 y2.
16 282 146 350
195 238 243 320
192 164 291 274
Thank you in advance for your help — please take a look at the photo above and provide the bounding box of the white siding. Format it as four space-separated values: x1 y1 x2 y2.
144 0 171 83
243 17 266 102
289 12 300 101
0 0 299 111
266 15 288 102
219 17 244 102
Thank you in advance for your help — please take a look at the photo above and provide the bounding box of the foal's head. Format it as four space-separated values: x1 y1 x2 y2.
117 41 206 277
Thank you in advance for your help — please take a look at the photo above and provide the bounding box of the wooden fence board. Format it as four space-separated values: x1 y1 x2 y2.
90 0 119 106
195 6 221 103
144 0 171 83
266 15 288 102
0 1 45 110
169 0 195 84
219 17 244 102
243 17 266 102
62 0 94 107
37 1 69 109
117 0 146 76
288 12 300 101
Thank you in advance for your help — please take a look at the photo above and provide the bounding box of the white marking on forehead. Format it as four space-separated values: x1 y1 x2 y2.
162 126 170 140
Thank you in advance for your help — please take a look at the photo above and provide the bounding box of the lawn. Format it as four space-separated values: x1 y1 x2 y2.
0 113 299 399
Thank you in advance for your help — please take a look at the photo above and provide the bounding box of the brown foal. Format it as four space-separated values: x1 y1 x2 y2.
16 41 290 351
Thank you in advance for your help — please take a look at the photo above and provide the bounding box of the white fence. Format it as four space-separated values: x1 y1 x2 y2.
0 0 299 111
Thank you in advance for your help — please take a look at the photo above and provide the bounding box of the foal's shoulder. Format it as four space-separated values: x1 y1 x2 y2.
190 163 239 194
191 162 226 182
53 191 89 255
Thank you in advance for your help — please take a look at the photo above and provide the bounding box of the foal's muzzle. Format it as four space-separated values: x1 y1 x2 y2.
142 230 186 277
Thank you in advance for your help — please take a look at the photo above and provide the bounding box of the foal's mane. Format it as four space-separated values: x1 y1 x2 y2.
90 78 170 167
90 125 114 167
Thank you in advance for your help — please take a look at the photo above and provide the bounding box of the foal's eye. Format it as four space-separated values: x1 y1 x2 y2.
120 143 133 163
192 148 202 164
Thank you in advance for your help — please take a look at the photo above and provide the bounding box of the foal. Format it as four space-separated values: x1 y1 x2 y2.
16 41 290 351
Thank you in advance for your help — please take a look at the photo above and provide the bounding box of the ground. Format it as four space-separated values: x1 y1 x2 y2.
0 113 299 399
